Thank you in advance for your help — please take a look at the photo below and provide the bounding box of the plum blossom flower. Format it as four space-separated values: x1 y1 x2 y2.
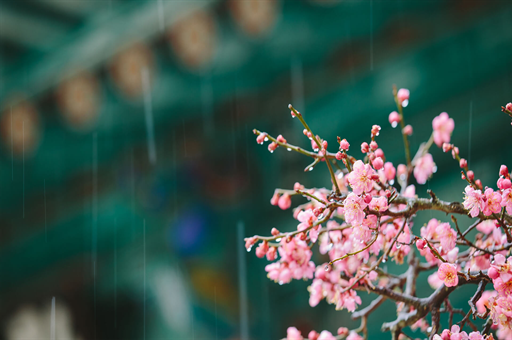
344 193 368 226
346 332 364 340
413 153 435 185
397 88 409 106
435 222 457 252
432 112 455 147
347 160 376 195
369 196 388 212
501 188 512 215
476 290 497 315
297 209 317 231
489 294 512 330
482 188 502 216
438 263 459 287
463 185 484 217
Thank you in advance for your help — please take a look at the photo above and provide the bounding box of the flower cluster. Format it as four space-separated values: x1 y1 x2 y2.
246 87 512 339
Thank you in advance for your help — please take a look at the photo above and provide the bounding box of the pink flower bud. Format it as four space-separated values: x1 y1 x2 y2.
373 157 384 170
466 171 475 181
459 158 467 168
335 152 343 160
313 207 324 216
370 141 378 151
371 125 381 136
361 142 369 153
337 328 349 336
488 266 499 279
416 238 426 250
397 164 407 177
299 232 307 241
499 178 512 190
278 194 292 210
303 129 308 136
506 103 512 112
271 228 280 236
388 111 401 126
322 140 328 149
290 110 296 118
266 247 277 261
317 150 325 157
276 134 287 143
451 146 459 159
368 153 376 162
339 139 350 150
384 162 396 181
397 88 410 105
442 143 453 153
255 242 268 258
294 182 303 191
308 331 319 340
256 133 266 144
307 131 313 138
374 148 384 159
244 237 257 250
403 125 413 136
500 165 509 177
385 190 391 198
268 142 278 152
270 192 280 205
475 179 483 189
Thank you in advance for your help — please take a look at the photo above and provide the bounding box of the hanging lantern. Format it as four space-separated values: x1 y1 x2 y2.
56 71 101 131
168 9 217 71
229 0 280 37
0 96 41 157
109 42 155 99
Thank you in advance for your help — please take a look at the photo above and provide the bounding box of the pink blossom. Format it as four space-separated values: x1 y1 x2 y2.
384 162 396 181
369 196 388 212
428 272 444 289
287 327 303 340
372 157 384 170
489 294 512 330
308 331 319 340
432 112 455 147
347 160 376 195
463 185 484 217
501 188 512 215
403 124 413 136
397 88 410 106
500 165 509 177
490 254 512 283
317 331 336 340
435 222 457 252
482 188 502 216
413 153 435 185
476 290 497 314
438 263 459 287
388 111 400 126
339 139 350 150
344 193 368 226
468 331 484 340
498 178 511 190
297 209 317 231
278 193 292 210
256 133 266 144
476 220 495 234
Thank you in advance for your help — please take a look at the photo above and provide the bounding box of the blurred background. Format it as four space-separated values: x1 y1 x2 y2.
0 0 512 339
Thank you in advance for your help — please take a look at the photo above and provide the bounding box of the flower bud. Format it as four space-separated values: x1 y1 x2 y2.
337 328 349 336
416 238 426 250
271 228 280 236
335 152 343 160
488 266 499 279
363 194 372 204
466 170 475 181
371 125 381 136
475 179 483 189
266 247 277 261
268 142 278 152
374 148 384 159
276 134 287 143
500 165 509 177
459 158 467 169
388 111 401 126
308 331 319 340
278 194 292 210
442 143 453 152
403 125 413 136
373 157 384 170
506 102 512 112
256 133 266 144
361 142 369 153
270 192 280 205
498 178 512 190
370 141 378 151
339 139 350 150
397 88 410 106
